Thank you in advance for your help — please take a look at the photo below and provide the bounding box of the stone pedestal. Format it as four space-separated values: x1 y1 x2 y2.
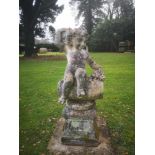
61 118 99 146
61 99 99 146
47 117 114 155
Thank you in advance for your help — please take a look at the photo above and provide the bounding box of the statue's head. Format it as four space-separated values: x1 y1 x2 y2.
55 28 88 51
69 29 88 50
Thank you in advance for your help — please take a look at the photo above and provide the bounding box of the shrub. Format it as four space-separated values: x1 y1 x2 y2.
35 43 60 52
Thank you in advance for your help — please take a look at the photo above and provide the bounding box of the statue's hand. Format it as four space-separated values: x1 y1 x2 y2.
90 68 105 81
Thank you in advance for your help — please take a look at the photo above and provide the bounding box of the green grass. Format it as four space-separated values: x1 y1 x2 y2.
19 52 64 57
19 52 135 155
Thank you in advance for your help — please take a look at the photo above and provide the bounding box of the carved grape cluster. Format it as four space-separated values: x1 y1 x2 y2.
90 68 105 81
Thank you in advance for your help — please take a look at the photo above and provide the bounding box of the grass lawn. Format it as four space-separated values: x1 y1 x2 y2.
19 52 64 57
19 52 135 155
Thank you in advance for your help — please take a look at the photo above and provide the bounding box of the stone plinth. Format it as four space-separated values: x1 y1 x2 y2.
61 118 99 146
47 117 114 155
61 99 98 146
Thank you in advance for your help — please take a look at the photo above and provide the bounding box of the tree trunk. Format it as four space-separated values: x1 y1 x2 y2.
22 7 37 57
24 25 35 57
86 0 93 36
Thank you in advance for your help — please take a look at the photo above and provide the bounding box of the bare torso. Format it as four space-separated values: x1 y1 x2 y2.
65 48 89 74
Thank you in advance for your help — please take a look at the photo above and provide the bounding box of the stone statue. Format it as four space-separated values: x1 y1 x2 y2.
58 28 104 104
56 28 105 146
48 28 114 155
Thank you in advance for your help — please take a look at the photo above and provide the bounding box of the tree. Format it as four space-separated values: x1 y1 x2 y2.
19 0 63 57
113 0 134 18
89 19 117 51
89 0 135 52
70 0 106 35
113 0 135 42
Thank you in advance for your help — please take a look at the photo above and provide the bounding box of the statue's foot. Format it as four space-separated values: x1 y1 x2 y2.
58 96 66 104
77 89 86 97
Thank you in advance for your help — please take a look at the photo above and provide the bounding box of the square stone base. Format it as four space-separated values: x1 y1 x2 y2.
47 116 114 155
61 118 99 146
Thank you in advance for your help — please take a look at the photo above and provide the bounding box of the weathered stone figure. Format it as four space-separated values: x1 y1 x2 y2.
58 29 102 104
56 28 105 146
48 28 114 154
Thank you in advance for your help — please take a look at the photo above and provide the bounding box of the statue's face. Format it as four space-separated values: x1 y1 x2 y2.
72 34 87 50
65 30 87 50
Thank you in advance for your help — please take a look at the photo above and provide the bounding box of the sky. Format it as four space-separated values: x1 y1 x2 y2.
53 0 76 29
45 0 82 41
53 0 80 29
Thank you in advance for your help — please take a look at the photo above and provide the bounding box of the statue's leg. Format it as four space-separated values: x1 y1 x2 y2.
75 68 86 97
59 72 74 104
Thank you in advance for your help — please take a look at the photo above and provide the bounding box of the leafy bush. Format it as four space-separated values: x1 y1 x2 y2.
36 43 60 52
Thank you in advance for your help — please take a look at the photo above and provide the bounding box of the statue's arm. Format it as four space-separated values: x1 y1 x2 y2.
86 55 102 70
86 53 105 81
